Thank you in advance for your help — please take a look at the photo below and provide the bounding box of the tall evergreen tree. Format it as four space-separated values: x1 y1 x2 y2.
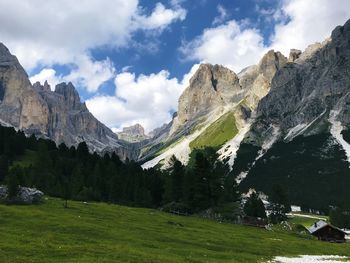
0 155 9 182
268 184 291 223
164 155 184 203
244 192 267 218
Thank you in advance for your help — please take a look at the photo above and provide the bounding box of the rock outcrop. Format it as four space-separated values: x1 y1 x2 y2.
0 43 49 134
117 123 149 143
169 64 241 136
0 43 130 159
0 185 43 204
249 19 350 144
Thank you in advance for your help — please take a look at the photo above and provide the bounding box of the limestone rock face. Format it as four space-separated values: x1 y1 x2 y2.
288 49 302 62
0 43 130 160
177 64 241 125
140 50 288 164
250 18 350 144
117 123 149 143
238 50 287 109
0 43 49 134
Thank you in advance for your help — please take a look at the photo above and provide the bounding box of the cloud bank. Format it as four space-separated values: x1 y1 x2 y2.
86 64 199 133
1 0 186 92
181 0 350 72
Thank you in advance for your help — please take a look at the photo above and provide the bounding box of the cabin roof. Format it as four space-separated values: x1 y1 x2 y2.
308 220 348 235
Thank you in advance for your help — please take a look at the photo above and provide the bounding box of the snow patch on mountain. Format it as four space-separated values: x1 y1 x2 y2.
141 131 198 169
218 120 252 167
236 125 280 184
284 110 327 141
329 109 350 164
142 107 231 169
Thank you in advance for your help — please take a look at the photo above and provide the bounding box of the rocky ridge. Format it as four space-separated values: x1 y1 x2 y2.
248 19 350 147
141 49 288 168
0 43 130 159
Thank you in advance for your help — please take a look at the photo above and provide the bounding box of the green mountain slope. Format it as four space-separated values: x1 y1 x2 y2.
190 111 238 150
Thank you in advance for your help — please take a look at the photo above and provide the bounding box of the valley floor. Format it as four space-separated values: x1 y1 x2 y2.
0 199 349 263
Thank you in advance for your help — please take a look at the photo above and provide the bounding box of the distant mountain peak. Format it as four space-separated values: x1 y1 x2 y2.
118 123 149 143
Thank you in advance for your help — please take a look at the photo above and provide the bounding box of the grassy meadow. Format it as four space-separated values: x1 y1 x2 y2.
0 198 349 263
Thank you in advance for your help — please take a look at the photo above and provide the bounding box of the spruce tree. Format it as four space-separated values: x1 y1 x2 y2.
244 192 267 218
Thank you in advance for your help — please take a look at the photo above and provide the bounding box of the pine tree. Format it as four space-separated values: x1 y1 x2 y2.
6 173 19 199
31 141 54 193
163 155 184 203
0 155 9 182
269 184 291 223
244 192 267 218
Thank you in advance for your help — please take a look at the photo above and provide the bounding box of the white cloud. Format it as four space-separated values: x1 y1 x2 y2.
136 3 186 31
181 0 350 74
65 55 115 93
86 64 199 133
29 55 115 93
213 5 229 25
0 0 186 92
30 69 62 91
180 20 267 73
270 0 350 56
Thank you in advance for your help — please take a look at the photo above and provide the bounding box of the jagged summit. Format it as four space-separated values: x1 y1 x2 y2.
54 82 86 111
0 43 130 159
250 17 350 145
0 42 15 62
142 49 289 167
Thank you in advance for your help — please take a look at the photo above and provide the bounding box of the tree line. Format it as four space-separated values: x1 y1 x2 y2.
0 126 239 217
1 125 349 227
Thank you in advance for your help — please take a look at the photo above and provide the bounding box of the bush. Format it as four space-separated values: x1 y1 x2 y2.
213 202 241 222
162 202 191 215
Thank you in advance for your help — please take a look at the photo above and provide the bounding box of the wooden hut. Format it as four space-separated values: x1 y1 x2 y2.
308 220 347 243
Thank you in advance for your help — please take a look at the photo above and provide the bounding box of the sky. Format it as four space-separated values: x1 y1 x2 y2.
1 0 350 133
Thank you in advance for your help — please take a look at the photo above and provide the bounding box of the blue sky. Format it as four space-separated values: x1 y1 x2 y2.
1 0 349 132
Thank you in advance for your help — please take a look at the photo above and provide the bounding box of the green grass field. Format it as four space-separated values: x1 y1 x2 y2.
288 213 328 228
190 111 238 150
0 198 349 263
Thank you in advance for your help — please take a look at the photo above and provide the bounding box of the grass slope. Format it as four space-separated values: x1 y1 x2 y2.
1 199 349 263
190 112 238 150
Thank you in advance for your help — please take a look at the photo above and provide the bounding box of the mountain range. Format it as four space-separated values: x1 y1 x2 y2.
1 19 350 209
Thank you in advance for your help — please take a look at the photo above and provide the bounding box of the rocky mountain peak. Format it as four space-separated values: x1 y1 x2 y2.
250 18 350 145
0 42 131 159
258 49 288 81
189 64 239 92
171 63 241 134
288 49 302 62
33 80 51 92
117 123 149 143
0 43 15 63
54 82 84 111
122 123 146 137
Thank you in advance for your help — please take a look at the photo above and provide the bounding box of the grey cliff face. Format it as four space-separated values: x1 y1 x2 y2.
175 64 241 128
139 50 288 163
117 123 149 143
0 43 49 134
0 43 131 160
250 19 350 144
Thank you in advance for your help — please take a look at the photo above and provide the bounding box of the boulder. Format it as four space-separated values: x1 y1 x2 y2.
0 185 44 204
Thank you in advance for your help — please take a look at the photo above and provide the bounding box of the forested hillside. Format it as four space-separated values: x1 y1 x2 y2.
0 125 238 215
